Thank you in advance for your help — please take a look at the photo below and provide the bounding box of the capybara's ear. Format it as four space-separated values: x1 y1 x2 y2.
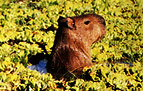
58 16 75 29
66 18 75 29
58 16 66 23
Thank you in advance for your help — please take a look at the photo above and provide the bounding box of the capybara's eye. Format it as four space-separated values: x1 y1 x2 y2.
84 20 90 25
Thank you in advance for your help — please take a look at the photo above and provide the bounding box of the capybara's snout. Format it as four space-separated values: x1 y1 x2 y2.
98 15 106 26
95 15 106 38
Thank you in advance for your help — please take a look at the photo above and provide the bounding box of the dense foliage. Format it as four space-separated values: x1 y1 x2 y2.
0 0 143 90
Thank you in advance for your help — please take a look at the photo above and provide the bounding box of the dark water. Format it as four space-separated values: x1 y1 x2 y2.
28 59 48 74
116 62 133 66
28 59 133 74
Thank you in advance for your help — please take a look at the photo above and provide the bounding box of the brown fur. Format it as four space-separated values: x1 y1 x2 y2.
48 14 106 78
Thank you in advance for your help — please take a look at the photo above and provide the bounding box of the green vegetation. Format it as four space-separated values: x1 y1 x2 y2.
0 0 143 90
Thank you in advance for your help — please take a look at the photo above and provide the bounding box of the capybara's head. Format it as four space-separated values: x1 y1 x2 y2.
58 14 106 46
49 14 106 79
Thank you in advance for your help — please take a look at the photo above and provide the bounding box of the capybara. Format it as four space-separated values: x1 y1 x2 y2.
47 14 106 78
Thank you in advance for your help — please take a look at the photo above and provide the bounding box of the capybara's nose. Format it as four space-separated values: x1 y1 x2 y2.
102 18 106 26
96 15 106 36
100 17 106 26
96 15 106 26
